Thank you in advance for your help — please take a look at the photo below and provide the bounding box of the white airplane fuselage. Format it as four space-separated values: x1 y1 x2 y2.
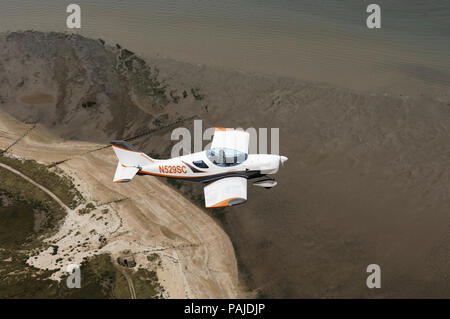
111 128 288 207
135 151 287 183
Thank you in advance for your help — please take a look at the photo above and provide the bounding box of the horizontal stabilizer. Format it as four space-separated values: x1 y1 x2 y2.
113 163 139 183
110 140 154 167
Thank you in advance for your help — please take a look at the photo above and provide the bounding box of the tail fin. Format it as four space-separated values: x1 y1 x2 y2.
110 141 154 183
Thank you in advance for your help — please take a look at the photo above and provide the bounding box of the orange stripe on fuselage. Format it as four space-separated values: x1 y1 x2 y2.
138 170 198 179
111 144 138 152
138 169 249 180
140 153 154 163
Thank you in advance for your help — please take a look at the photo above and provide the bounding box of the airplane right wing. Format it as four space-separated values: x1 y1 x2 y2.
203 177 247 208
211 127 249 154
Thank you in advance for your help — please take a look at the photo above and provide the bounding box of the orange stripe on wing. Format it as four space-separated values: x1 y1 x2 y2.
206 197 243 209
215 127 237 132
138 170 198 179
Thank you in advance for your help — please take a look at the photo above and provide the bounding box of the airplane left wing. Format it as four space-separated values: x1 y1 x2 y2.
204 177 247 208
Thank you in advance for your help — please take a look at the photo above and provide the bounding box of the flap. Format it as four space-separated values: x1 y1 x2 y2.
204 177 247 208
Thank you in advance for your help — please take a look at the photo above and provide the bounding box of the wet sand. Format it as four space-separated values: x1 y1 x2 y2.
146 56 450 298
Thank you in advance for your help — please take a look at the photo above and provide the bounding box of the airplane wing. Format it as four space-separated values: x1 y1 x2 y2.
211 127 249 154
204 177 247 208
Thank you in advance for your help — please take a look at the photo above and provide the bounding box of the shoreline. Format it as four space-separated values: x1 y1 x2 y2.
3 29 450 104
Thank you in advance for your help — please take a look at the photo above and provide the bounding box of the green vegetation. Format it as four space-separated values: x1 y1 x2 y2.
0 153 83 209
0 229 164 298
119 49 134 61
0 247 61 298
0 164 99 299
190 88 204 101
147 253 162 268
55 254 164 298
0 252 143 298
130 268 164 298
0 204 34 249
0 171 163 298
170 90 181 104
57 254 130 298
0 148 165 298
81 101 97 108
152 113 169 127
51 245 59 255
115 47 168 107
152 118 161 127
0 167 66 242
78 202 96 215
0 168 67 298
147 253 160 263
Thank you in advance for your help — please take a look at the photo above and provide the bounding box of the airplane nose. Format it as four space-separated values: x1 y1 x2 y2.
280 155 288 165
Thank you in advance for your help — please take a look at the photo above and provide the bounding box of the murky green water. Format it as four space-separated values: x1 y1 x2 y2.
0 0 449 91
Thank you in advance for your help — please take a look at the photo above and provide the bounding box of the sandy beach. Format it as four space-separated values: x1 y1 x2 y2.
0 110 240 298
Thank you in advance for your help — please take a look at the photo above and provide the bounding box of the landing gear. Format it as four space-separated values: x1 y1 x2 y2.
253 178 277 189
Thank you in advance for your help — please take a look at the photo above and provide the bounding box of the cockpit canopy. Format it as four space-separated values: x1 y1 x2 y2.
206 147 248 167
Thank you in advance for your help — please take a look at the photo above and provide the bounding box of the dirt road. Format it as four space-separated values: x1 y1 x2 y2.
0 162 71 212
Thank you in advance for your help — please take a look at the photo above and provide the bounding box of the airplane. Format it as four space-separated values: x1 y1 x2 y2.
110 127 288 208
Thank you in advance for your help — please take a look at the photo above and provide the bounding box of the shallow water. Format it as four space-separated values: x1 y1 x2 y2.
0 1 449 91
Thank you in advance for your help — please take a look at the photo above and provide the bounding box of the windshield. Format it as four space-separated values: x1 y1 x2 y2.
206 147 248 167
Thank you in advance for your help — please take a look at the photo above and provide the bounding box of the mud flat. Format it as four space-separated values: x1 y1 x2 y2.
2 31 450 298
